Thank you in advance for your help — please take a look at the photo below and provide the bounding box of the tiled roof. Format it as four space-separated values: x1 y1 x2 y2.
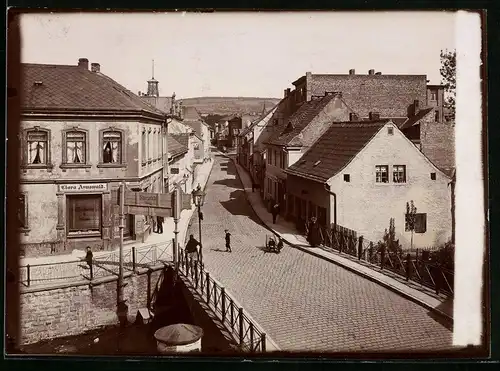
171 133 190 148
167 134 187 158
140 96 173 113
399 108 434 130
183 106 202 121
309 74 427 118
286 121 387 182
21 63 165 116
266 94 337 147
239 105 277 137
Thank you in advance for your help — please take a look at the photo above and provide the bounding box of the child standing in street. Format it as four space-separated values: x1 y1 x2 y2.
225 229 232 252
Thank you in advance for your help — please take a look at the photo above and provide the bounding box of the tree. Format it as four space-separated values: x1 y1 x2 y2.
406 201 417 249
439 49 456 122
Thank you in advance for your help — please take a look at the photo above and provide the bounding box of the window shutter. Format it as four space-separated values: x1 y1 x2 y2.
415 213 427 233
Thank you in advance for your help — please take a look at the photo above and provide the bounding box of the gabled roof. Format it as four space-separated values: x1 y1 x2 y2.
183 106 202 121
171 133 190 148
398 108 434 130
266 94 338 147
21 63 165 117
167 134 187 158
285 121 388 182
239 105 277 137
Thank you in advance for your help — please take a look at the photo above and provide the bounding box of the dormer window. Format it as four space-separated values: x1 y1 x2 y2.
387 127 394 135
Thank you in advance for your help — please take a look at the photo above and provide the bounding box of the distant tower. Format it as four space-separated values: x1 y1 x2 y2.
147 59 159 97
261 102 267 116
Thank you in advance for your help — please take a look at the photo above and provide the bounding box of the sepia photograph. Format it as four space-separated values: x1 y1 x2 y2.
5 10 487 358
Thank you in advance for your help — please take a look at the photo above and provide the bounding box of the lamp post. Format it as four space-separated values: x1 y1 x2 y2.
192 184 206 264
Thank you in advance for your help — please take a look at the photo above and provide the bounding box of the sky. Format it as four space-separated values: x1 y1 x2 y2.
19 11 457 99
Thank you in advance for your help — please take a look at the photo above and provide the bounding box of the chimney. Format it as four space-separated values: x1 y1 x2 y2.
414 99 420 115
349 113 359 121
349 69 355 75
284 89 288 98
368 69 375 75
78 58 89 69
375 72 382 75
91 63 100 73
369 111 380 120
286 88 291 96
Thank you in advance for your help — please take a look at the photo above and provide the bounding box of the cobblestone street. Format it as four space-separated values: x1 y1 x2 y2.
187 154 454 353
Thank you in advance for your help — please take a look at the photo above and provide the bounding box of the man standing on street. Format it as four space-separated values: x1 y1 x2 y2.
185 234 200 274
156 215 164 234
225 229 232 252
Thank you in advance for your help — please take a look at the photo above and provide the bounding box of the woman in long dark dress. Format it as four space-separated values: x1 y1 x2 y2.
308 217 321 247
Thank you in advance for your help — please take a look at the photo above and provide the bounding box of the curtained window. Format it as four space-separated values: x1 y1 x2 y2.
65 131 86 164
103 131 122 164
393 165 407 183
375 165 389 183
67 195 102 236
27 130 48 165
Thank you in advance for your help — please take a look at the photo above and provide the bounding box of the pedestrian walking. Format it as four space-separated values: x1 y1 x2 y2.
185 234 200 274
225 229 232 252
85 246 93 278
272 202 280 224
156 215 164 234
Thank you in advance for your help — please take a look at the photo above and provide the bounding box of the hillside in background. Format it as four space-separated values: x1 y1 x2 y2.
179 96 281 116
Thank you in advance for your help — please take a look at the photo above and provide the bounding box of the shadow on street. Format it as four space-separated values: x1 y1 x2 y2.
212 178 241 188
219 190 262 225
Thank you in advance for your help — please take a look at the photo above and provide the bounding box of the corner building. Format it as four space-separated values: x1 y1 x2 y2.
19 59 168 257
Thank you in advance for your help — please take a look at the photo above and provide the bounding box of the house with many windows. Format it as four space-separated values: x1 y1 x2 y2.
19 58 168 256
285 120 452 248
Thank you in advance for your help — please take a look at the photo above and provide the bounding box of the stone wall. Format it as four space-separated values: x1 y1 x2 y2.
19 267 163 345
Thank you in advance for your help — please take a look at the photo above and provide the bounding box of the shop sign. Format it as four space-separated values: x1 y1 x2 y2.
59 183 108 193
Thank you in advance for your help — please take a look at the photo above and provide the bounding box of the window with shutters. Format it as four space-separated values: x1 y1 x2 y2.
414 213 427 233
99 129 125 167
23 127 52 169
61 129 90 168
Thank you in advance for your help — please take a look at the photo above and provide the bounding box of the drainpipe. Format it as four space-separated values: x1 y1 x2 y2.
324 183 337 229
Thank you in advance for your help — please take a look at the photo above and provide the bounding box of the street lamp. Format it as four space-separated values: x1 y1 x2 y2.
192 184 206 263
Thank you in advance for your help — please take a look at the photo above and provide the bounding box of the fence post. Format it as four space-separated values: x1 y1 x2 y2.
405 253 411 281
221 287 226 322
380 245 385 270
238 307 244 346
338 231 343 254
213 282 218 310
261 333 266 352
249 322 255 352
358 236 363 260
230 300 235 329
132 246 136 272
90 261 93 280
369 242 373 262
194 261 199 288
206 273 211 303
27 265 31 287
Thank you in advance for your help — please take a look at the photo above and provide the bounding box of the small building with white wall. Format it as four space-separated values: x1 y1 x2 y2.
285 120 452 248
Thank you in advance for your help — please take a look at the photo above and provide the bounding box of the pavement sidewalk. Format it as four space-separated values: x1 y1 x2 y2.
221 152 454 322
21 159 215 267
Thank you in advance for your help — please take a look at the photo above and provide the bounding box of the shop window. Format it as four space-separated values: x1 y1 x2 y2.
62 129 89 167
393 165 407 183
24 128 51 168
101 130 123 164
375 165 389 183
66 194 102 237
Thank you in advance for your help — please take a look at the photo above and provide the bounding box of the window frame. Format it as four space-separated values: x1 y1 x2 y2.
392 165 407 183
18 192 30 233
61 127 91 169
375 165 389 183
415 213 427 233
147 128 153 163
98 127 126 168
66 194 103 238
22 127 53 170
344 174 351 182
430 90 437 101
141 129 147 166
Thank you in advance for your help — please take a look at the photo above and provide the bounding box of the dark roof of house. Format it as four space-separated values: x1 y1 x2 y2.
21 63 165 117
266 94 337 147
285 121 388 182
399 108 434 130
167 134 187 158
140 96 173 113
183 106 202 121
171 133 190 148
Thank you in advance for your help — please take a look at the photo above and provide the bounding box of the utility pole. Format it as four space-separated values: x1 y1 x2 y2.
118 181 127 324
